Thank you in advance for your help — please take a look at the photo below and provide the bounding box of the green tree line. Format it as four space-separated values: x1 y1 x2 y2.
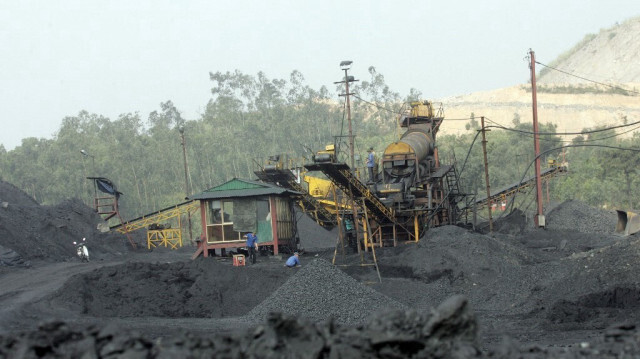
1 66 638 225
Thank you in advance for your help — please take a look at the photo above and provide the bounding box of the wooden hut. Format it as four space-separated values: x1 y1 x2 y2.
189 178 299 259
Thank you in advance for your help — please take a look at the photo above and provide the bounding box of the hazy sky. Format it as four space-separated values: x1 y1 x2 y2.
2 0 639 150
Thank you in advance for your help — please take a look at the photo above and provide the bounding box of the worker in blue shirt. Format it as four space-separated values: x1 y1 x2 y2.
366 147 375 182
243 232 258 264
285 252 301 268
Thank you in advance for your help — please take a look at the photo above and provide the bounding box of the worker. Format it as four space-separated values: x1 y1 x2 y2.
243 232 258 264
366 147 376 182
285 252 301 268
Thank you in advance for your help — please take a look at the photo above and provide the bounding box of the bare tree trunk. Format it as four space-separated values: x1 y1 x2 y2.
130 163 143 208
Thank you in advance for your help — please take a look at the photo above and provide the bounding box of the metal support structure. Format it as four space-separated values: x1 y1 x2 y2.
529 49 545 227
362 199 382 283
113 201 199 234
466 165 566 212
332 186 345 265
480 116 493 232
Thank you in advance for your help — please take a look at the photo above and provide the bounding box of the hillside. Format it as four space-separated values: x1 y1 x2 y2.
436 16 640 139
437 84 640 139
539 16 640 84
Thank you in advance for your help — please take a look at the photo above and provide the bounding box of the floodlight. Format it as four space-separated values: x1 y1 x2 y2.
340 60 352 70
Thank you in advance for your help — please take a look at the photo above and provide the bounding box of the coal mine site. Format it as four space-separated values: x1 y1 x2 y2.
2 178 640 358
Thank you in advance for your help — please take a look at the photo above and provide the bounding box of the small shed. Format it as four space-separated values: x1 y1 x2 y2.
189 178 299 259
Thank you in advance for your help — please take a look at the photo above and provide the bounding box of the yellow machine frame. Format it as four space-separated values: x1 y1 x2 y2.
115 201 199 249
147 228 183 249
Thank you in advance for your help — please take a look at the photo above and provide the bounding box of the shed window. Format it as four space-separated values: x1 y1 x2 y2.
206 200 242 243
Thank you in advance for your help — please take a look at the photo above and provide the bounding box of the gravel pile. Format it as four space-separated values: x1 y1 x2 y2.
245 258 408 325
546 199 617 234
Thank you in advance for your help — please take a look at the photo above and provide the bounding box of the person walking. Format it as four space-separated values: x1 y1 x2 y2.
366 147 376 183
285 252 301 268
244 232 258 264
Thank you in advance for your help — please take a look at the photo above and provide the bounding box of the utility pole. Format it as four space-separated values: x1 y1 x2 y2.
179 127 193 244
480 116 493 232
335 61 363 256
335 60 359 170
529 49 545 227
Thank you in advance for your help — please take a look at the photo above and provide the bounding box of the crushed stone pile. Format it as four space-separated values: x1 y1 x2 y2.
246 258 408 325
0 180 143 264
0 295 485 359
545 199 617 234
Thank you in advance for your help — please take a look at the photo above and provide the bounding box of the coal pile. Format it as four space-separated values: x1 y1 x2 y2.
533 236 640 330
374 225 538 315
545 199 617 234
48 257 294 318
0 180 141 264
4 176 640 358
0 295 483 358
296 208 337 251
246 258 408 325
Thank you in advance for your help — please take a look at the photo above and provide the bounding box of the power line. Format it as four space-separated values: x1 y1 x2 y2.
535 61 640 95
509 143 640 213
352 94 404 115
483 117 640 143
486 119 640 136
352 93 478 121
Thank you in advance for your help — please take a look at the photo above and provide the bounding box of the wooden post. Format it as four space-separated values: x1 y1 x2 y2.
269 197 279 255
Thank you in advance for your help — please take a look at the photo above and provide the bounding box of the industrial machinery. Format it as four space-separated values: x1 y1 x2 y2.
378 101 441 208
305 100 464 246
312 144 337 163
373 101 463 231
616 209 640 236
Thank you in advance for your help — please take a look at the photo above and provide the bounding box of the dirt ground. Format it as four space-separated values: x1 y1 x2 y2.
2 179 640 358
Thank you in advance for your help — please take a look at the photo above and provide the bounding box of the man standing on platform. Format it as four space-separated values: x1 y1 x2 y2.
366 147 376 183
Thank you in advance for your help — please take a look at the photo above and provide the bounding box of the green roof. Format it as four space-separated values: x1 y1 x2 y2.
189 178 299 200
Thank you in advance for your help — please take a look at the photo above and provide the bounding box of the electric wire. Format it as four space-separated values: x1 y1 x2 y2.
486 119 640 136
351 94 404 115
486 124 640 144
491 144 640 229
351 93 474 121
535 61 640 95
